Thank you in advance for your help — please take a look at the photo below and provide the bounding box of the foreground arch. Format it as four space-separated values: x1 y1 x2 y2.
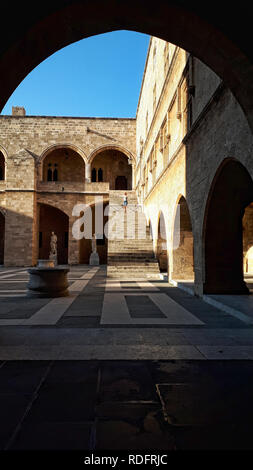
203 159 253 294
1 2 253 134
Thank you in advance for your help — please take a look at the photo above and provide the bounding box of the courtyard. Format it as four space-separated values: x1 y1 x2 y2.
1 7 253 454
0 266 253 450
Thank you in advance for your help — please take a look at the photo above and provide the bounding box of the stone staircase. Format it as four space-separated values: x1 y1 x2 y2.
107 190 161 278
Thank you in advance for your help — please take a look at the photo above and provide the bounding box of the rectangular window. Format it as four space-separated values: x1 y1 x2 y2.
153 84 156 115
164 42 169 76
153 44 156 70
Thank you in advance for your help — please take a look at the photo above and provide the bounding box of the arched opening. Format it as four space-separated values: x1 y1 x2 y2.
42 147 85 182
79 201 108 264
38 204 69 265
1 4 253 136
204 159 253 294
243 203 253 276
0 211 5 264
91 149 132 190
172 196 194 280
0 152 5 180
157 212 168 272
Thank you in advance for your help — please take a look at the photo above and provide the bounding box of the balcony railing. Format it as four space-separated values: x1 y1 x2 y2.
37 181 110 193
0 181 6 190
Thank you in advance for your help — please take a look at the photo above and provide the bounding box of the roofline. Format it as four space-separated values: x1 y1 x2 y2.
0 115 136 120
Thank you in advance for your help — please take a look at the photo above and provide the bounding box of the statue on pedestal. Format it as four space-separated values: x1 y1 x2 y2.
89 233 99 266
49 231 58 266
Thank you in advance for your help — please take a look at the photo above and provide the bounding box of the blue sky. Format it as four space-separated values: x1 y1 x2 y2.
1 31 150 118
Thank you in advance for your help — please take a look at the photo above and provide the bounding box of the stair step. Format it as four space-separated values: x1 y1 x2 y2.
107 190 160 275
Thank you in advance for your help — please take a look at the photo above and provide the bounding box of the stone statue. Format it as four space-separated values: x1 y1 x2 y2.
91 233 97 253
89 233 99 266
49 231 58 265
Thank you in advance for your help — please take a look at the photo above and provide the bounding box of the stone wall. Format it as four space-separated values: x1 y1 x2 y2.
0 116 135 266
137 36 253 294
185 84 253 294
0 116 136 161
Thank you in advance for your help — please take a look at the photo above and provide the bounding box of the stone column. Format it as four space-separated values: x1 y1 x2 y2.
85 163 91 183
68 215 80 264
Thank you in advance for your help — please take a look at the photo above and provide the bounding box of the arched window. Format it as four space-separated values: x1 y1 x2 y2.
53 165 58 182
0 152 5 181
91 168 96 182
47 164 53 181
98 168 103 182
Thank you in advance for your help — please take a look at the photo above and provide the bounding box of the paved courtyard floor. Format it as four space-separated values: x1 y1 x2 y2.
0 265 253 450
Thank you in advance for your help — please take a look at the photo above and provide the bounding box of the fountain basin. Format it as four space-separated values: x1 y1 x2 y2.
27 267 69 298
37 259 55 268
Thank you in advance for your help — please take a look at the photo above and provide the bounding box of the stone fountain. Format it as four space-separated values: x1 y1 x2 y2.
27 231 69 298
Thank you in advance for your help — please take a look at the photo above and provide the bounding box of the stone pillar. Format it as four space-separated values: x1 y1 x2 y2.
68 215 79 264
85 163 91 183
4 193 36 266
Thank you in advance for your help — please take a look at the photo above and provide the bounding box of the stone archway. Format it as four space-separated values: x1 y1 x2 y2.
243 203 253 274
0 151 5 181
172 196 194 280
41 146 85 183
38 203 69 265
2 2 253 135
90 149 132 190
203 159 253 294
157 212 168 273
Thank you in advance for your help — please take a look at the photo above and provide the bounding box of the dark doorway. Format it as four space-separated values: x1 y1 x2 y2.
115 175 127 190
0 211 5 264
157 212 168 273
39 204 69 264
0 152 5 180
204 159 253 294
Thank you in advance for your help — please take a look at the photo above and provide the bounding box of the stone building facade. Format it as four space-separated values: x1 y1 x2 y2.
136 36 253 296
0 116 136 266
0 36 253 296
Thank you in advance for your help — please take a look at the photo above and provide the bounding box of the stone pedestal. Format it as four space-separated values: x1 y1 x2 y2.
27 267 69 298
49 254 57 266
89 252 99 266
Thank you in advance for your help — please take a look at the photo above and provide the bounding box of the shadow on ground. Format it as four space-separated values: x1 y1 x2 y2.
0 359 253 450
